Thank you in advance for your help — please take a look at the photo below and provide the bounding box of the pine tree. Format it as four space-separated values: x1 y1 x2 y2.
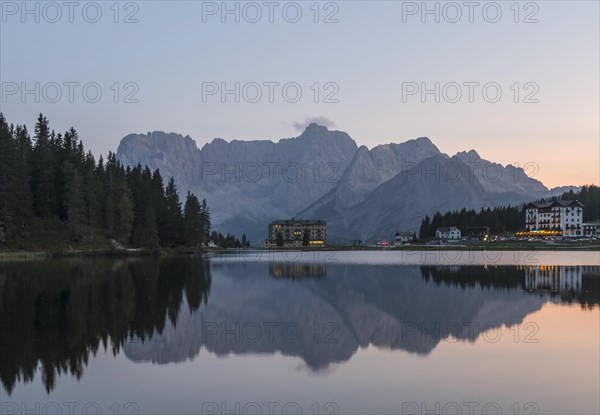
200 198 211 245
31 114 57 218
150 169 168 242
14 125 34 231
184 192 203 247
129 165 160 248
161 177 184 246
419 215 431 239
103 152 134 244
0 113 15 237
82 150 100 227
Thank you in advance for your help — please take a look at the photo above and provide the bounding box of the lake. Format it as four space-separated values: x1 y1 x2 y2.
0 251 598 415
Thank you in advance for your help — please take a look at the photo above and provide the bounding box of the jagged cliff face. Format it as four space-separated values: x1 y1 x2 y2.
116 124 568 243
454 150 548 195
118 131 202 195
123 263 546 369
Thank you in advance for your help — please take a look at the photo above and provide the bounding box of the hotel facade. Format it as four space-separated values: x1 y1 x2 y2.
264 219 326 248
524 200 583 237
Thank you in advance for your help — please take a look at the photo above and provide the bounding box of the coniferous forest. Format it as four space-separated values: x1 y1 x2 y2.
0 113 213 250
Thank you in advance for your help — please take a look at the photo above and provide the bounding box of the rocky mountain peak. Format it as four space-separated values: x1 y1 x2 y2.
413 136 436 147
303 122 329 134
293 123 356 151
455 149 482 162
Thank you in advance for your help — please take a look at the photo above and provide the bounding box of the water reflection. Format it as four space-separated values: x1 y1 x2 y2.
422 265 599 308
0 258 211 394
0 259 598 395
524 265 600 308
269 262 327 278
124 263 600 368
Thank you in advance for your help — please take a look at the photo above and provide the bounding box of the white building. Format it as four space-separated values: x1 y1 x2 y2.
525 200 583 237
582 223 600 238
436 227 461 240
394 232 415 244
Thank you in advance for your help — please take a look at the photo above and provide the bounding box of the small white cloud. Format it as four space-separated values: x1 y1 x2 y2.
292 116 336 131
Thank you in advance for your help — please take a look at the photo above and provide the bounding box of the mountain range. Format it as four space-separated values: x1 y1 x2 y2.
116 124 576 243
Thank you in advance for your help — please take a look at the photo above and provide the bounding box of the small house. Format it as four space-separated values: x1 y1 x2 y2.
394 232 415 244
436 227 461 240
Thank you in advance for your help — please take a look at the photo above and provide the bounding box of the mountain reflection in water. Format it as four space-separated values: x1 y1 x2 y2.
0 258 598 395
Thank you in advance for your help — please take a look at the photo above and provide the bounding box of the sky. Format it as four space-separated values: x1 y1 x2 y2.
1 0 598 188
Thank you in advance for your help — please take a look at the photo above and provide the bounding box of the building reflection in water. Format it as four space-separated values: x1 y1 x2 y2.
522 265 599 308
524 265 582 293
269 262 327 279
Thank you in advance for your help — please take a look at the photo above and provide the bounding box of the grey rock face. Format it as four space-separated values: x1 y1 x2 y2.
118 131 202 194
454 149 548 195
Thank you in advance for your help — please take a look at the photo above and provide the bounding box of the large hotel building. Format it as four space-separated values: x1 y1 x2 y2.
524 200 584 237
264 219 326 248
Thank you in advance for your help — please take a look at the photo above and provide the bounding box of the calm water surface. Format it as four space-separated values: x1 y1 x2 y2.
0 251 598 415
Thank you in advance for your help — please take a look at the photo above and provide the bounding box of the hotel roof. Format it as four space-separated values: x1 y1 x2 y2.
271 220 326 225
437 227 459 232
525 200 584 209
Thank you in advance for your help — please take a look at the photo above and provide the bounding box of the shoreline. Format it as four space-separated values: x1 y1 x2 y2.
2 241 599 261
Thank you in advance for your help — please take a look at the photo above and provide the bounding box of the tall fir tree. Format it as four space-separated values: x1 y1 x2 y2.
200 198 211 246
31 114 57 218
161 178 184 246
13 125 34 231
184 192 203 247
0 114 15 238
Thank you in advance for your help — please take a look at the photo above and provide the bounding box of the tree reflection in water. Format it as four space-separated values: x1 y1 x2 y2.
0 258 211 394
